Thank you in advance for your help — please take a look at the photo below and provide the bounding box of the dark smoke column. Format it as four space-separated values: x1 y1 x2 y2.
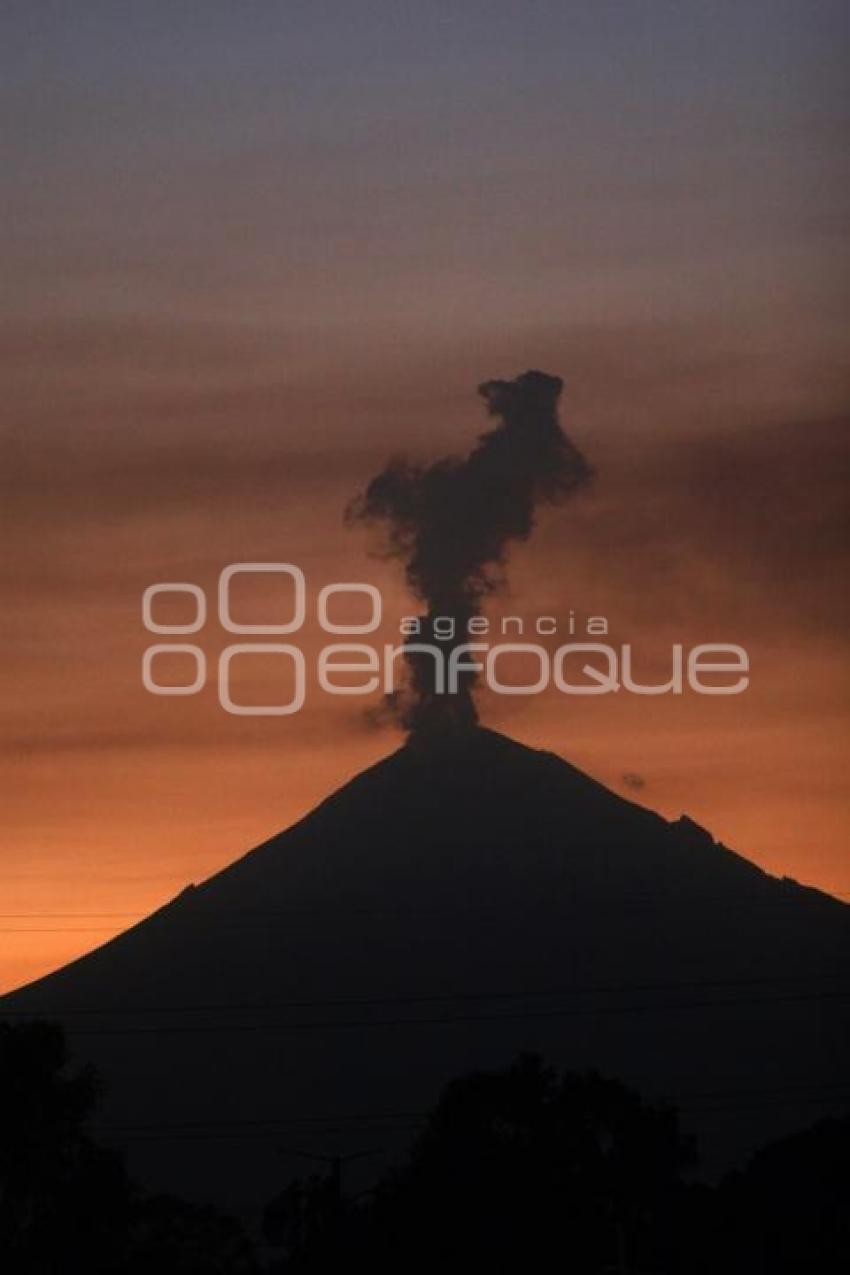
347 370 593 738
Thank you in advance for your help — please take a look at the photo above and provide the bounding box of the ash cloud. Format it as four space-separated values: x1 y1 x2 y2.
346 370 593 735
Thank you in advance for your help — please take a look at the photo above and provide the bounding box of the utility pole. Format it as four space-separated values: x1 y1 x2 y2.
277 1145 385 1206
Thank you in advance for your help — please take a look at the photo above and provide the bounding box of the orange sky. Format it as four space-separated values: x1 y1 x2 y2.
2 4 848 993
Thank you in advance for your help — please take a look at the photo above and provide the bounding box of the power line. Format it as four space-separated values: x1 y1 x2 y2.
677 1093 850 1115
106 1110 429 1135
26 987 850 1038
0 913 150 919
99 1080 850 1135
3 971 848 1019
111 1125 423 1145
96 1088 850 1145
0 888 846 928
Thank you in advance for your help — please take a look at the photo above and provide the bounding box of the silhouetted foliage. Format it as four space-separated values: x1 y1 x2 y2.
264 1173 347 1271
0 1019 130 1272
264 1053 700 1272
0 1020 258 1274
125 1193 259 1274
5 1024 847 1272
708 1115 850 1273
264 1054 850 1273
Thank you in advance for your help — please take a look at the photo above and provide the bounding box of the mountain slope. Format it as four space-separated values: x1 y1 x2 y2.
2 729 847 1218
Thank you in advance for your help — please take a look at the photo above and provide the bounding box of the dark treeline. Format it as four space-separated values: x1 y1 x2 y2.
1 1021 847 1273
0 1021 256 1274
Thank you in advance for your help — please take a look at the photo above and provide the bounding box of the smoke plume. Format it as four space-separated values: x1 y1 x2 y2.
346 370 593 736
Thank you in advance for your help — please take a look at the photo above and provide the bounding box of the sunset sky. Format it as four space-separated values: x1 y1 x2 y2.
2 1 848 993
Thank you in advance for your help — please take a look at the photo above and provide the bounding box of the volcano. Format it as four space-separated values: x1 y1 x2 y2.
2 729 848 1221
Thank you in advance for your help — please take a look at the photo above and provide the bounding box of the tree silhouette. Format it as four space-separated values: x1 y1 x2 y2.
6 1024 846 1272
264 1054 850 1273
711 1115 850 1273
264 1173 347 1272
0 1019 130 1272
125 1193 258 1274
0 1020 257 1274
265 1053 700 1273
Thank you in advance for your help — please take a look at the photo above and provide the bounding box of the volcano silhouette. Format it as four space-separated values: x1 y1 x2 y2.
2 729 848 1219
